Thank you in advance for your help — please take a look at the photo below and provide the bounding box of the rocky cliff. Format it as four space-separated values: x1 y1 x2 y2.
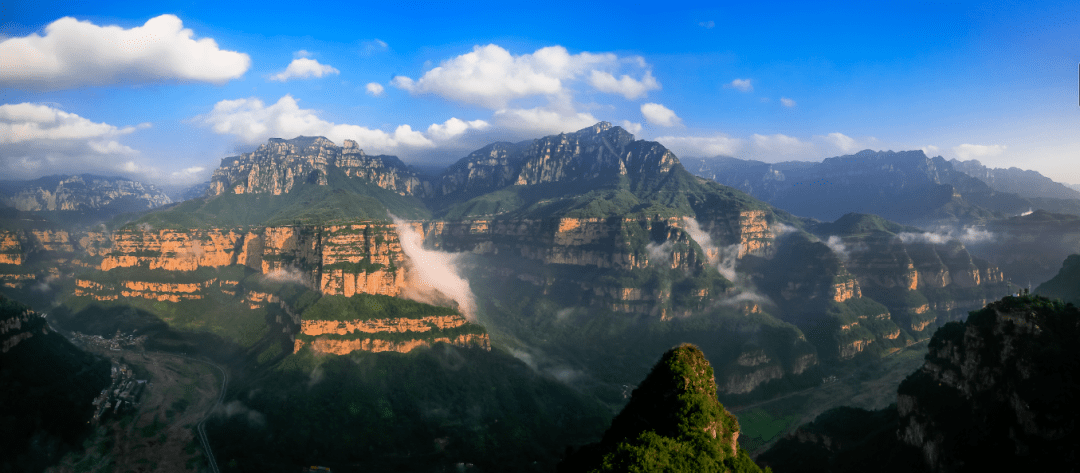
0 174 171 212
292 294 489 355
896 294 1080 471
758 294 1080 472
208 136 430 197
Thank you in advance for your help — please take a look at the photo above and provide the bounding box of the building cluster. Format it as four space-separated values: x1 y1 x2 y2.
71 329 148 351
91 360 147 422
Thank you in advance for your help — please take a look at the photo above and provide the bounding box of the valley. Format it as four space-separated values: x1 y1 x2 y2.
45 344 224 473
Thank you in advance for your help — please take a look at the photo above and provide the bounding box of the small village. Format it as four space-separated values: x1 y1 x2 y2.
70 329 148 352
90 359 147 423
69 330 151 423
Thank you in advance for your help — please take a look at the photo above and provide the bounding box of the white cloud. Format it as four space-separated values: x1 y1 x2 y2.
699 20 716 29
654 134 745 158
270 57 339 82
0 103 140 144
89 140 138 155
587 70 659 99
620 120 643 135
953 143 1006 160
361 39 389 56
726 78 753 92
366 82 385 96
392 44 614 109
197 95 434 151
0 102 151 179
641 103 682 127
391 44 657 111
780 97 797 107
752 133 813 156
0 14 250 90
822 132 857 153
426 117 490 141
491 106 600 135
922 145 941 157
197 95 495 156
172 166 206 179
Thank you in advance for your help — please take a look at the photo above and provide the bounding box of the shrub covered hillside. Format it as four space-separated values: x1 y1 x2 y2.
560 344 767 473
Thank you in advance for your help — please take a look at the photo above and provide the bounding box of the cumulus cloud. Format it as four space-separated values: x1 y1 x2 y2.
196 94 439 151
0 14 250 90
726 78 753 92
822 132 858 153
780 97 797 107
953 143 1006 160
620 120 643 135
391 44 657 110
426 117 490 141
641 103 682 127
922 145 941 157
270 57 339 82
588 70 659 99
366 82 385 96
0 102 150 179
491 106 600 135
0 103 141 144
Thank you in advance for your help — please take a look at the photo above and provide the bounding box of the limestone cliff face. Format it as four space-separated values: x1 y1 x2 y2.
298 333 490 355
0 231 22 265
208 136 428 197
0 174 171 212
841 237 1001 293
96 224 407 299
301 315 466 336
295 312 489 355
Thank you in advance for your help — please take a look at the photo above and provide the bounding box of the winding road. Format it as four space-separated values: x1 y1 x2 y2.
167 353 228 473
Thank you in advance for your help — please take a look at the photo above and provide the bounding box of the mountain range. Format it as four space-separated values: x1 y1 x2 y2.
2 122 1076 471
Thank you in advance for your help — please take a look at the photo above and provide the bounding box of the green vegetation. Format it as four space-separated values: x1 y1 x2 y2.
0 296 111 473
131 173 429 229
561 344 767 473
208 345 610 472
301 293 460 321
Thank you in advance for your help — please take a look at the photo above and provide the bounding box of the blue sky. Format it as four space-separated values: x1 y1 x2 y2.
2 0 1079 189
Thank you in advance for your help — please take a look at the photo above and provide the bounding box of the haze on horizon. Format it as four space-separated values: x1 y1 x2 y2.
2 0 1079 188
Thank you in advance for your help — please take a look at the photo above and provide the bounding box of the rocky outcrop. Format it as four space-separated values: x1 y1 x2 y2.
300 315 467 335
97 223 409 298
0 174 171 212
896 295 1080 471
297 333 490 355
560 344 763 472
208 136 429 197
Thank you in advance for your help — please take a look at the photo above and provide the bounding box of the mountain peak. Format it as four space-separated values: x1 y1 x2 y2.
560 344 761 472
